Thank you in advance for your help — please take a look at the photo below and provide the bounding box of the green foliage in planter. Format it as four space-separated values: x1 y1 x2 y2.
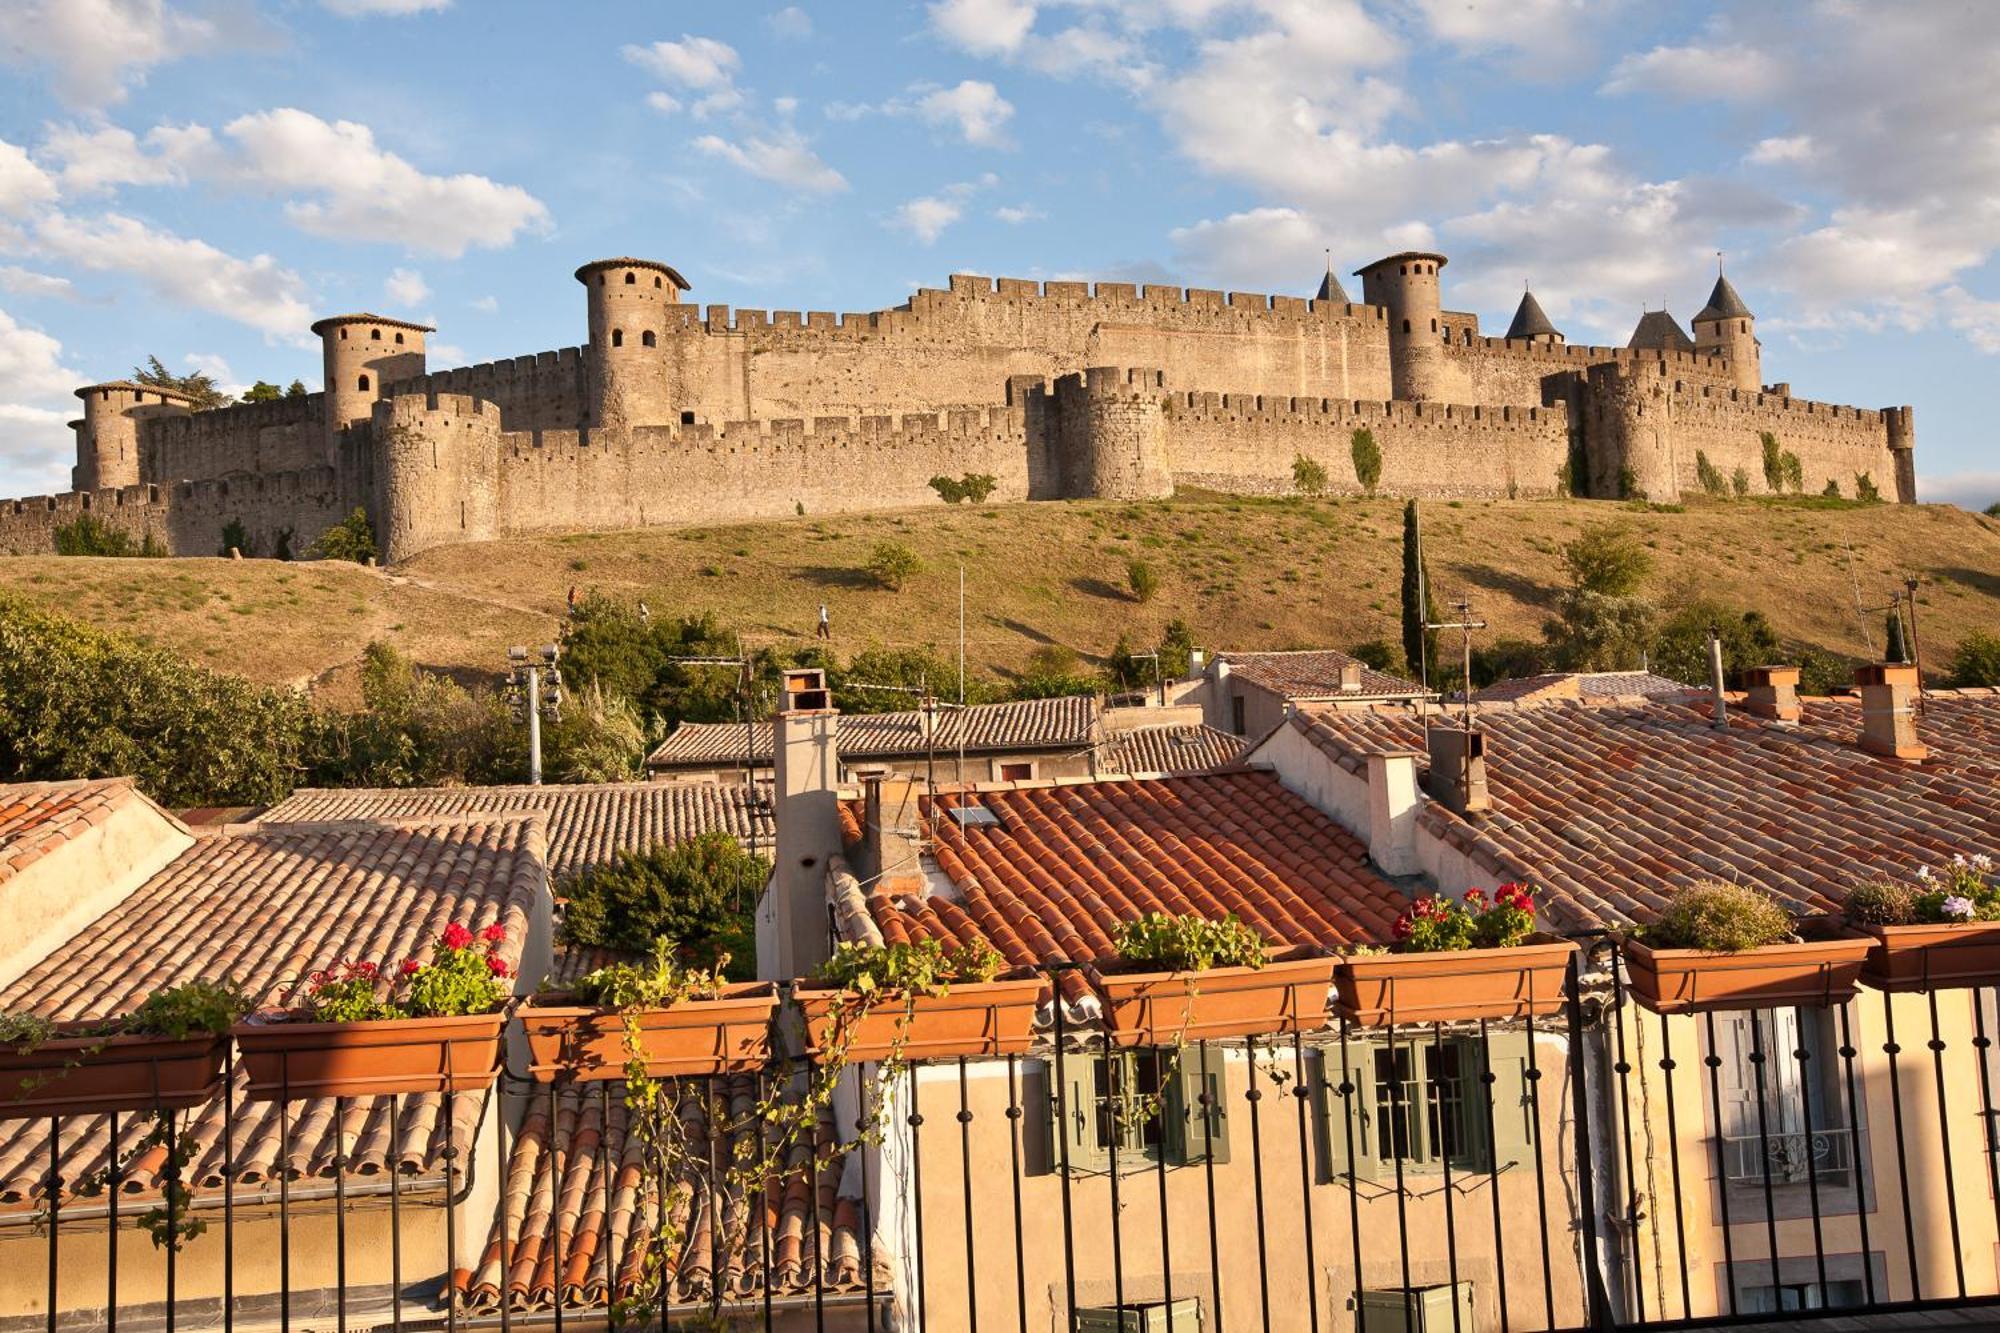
1844 880 1914 927
127 979 253 1038
816 936 1005 997
570 939 735 1008
559 832 765 975
1645 881 1792 951
1114 911 1266 972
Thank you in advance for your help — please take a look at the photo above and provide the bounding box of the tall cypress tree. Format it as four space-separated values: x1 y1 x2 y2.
1884 605 1910 664
1400 500 1440 684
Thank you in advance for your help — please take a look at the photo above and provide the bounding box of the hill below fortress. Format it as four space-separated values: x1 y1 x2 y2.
4 494 1994 703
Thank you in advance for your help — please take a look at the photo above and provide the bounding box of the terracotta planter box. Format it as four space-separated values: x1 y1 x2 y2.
1333 937 1576 1028
1097 953 1335 1048
1623 933 1873 1015
796 977 1044 1063
233 1010 506 1101
1860 921 2000 992
522 984 779 1082
0 1030 228 1120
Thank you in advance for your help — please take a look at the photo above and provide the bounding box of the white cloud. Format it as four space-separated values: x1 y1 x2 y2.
1746 135 1814 166
693 130 848 194
895 196 965 245
916 81 1016 148
1412 0 1620 75
994 203 1043 224
470 294 498 313
623 35 745 117
384 267 431 306
0 267 75 300
765 7 813 39
32 212 315 340
39 124 189 196
428 341 466 367
0 307 79 403
1600 43 1780 100
928 0 1038 57
1918 470 2000 511
194 109 551 258
0 140 59 216
322 0 451 14
0 307 83 493
181 352 245 400
0 0 220 110
1169 207 1326 287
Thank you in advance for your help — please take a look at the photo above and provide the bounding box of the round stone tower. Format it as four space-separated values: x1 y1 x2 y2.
310 313 433 443
72 380 196 491
1692 274 1760 392
1356 252 1454 401
575 257 689 429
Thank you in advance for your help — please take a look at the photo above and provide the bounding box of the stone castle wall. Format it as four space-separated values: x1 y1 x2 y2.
138 392 328 485
0 467 347 558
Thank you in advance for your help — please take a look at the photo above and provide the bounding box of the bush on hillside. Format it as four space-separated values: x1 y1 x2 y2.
1292 454 1329 496
1695 451 1728 498
867 541 921 591
1950 631 2000 687
53 515 161 558
1647 602 1780 687
1349 429 1381 494
1854 473 1882 503
1127 558 1160 603
1561 523 1652 598
309 509 377 563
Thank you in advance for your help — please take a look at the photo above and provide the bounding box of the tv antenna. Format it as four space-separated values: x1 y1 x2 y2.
1424 597 1488 728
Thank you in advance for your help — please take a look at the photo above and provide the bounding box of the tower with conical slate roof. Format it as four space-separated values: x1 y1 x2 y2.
1505 289 1563 345
1692 272 1760 390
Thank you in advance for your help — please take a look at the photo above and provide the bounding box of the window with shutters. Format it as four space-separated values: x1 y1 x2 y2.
1047 1045 1229 1173
1711 1008 1855 1191
1319 1031 1535 1180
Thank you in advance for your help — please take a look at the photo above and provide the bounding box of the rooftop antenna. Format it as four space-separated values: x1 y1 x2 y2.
1717 249 1725 275
666 651 758 797
1903 575 1927 716
1424 597 1487 727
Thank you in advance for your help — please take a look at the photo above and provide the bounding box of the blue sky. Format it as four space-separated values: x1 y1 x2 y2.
0 0 1995 509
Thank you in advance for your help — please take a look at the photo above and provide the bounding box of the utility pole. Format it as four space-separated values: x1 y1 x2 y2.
1903 576 1927 715
1424 598 1487 725
506 643 563 785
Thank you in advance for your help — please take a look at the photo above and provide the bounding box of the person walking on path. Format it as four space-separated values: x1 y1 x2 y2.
816 603 832 640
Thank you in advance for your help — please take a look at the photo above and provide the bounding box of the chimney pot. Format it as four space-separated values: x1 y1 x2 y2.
1743 665 1802 722
1424 723 1491 815
1855 663 1926 760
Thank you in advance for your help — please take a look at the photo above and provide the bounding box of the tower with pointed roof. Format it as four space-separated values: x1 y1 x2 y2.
1692 272 1760 391
1505 289 1563 345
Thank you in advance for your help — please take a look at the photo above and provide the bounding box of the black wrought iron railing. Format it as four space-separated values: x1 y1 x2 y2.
6 942 2000 1332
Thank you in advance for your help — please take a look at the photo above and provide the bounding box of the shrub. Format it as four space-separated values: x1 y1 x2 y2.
1114 912 1266 972
274 526 294 560
1393 883 1537 952
541 680 646 782
1346 639 1403 676
1544 591 1656 671
929 475 966 504
1797 648 1858 697
570 938 734 1008
1854 472 1882 503
1561 522 1652 597
219 517 252 557
1554 460 1573 498
928 473 998 504
1761 432 1783 491
1646 881 1792 952
53 514 156 557
308 508 377 563
1949 631 2000 687
1471 636 1548 687
867 540 921 591
1987 501 2000 518
1822 478 1841 499
1845 880 1915 927
1126 557 1160 603
1731 466 1750 498
559 832 767 969
1292 453 1329 496
1647 602 1779 686
1616 465 1640 500
1695 451 1728 498
1349 428 1381 493
1780 450 1804 492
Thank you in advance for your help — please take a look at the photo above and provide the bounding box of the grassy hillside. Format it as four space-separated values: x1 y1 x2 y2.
5 494 1996 700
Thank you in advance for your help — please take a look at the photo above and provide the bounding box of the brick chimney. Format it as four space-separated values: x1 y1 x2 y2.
1854 663 1927 761
1743 665 1801 722
767 668 841 979
1425 722 1490 815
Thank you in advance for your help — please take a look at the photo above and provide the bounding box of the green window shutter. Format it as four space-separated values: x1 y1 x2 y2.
1324 1037 1384 1182
1483 1030 1535 1170
1021 1060 1055 1175
1174 1043 1231 1164
1045 1055 1109 1174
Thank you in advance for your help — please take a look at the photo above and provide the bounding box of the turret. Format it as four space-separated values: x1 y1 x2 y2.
575 257 689 429
1627 309 1695 354
1505 289 1563 345
72 381 196 491
1355 252 1454 401
1692 274 1759 390
1885 405 1916 504
310 313 432 449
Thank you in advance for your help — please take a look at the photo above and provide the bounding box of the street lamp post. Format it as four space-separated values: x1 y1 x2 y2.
507 643 563 785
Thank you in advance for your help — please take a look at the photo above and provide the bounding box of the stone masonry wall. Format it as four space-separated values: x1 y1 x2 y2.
0 467 347 558
1163 387 1573 499
400 348 588 433
138 393 328 485
1444 333 1736 408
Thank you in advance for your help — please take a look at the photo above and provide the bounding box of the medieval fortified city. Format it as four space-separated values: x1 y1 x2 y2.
0 4 1997 1333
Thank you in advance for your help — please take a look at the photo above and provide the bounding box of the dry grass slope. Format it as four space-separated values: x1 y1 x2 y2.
5 494 1996 700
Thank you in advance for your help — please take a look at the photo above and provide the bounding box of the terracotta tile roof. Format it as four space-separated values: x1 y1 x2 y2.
861 774 1410 1001
1295 693 2000 931
0 815 546 1207
1098 724 1248 776
646 696 1098 770
1471 671 1697 706
454 1077 882 1315
0 778 164 889
1796 689 2000 776
1218 650 1426 700
260 780 774 876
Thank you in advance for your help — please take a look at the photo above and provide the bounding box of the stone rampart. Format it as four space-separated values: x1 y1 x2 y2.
401 348 588 433
0 465 347 558
139 393 328 484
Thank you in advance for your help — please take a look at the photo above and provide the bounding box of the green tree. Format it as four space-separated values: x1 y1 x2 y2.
1127 558 1160 603
1731 467 1751 498
1292 453 1329 496
1695 451 1728 498
132 355 229 411
285 379 308 399
219 517 252 558
1884 607 1910 664
1797 648 1858 697
541 680 646 782
558 597 761 732
1346 639 1403 676
1349 428 1382 493
836 646 969 711
308 509 377 563
1400 500 1439 685
1008 644 1101 700
928 475 967 504
1760 432 1783 491
1543 591 1656 672
240 381 283 403
1560 523 1653 597
1948 631 2000 687
311 642 515 788
1780 450 1805 493
1854 473 1882 503
559 832 767 969
1471 637 1548 688
960 473 997 503
1822 479 1841 498
1985 501 2000 518
866 541 921 591
1647 602 1781 685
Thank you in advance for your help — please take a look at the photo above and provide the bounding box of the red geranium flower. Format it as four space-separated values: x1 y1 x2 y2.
480 923 507 943
400 959 421 976
440 922 473 951
486 956 511 977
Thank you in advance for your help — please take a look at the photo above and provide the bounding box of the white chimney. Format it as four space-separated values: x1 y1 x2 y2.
1365 752 1421 875
1339 661 1363 693
768 669 841 979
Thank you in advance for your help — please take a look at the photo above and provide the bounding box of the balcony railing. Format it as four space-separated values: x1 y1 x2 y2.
2 941 1999 1332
